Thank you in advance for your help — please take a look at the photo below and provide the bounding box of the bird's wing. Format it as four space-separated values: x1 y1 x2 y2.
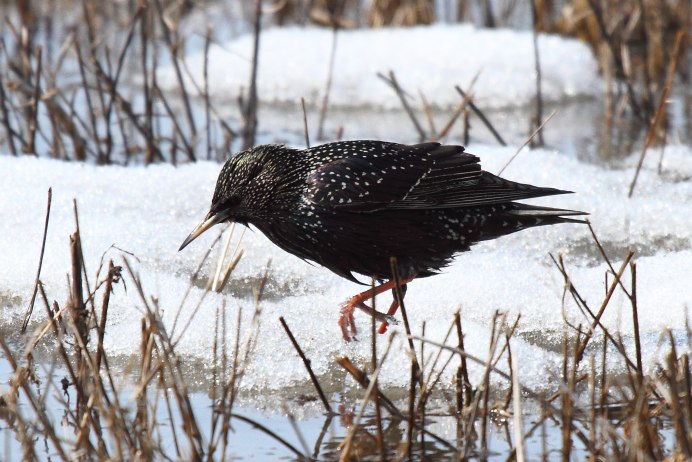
390 145 571 209
306 142 569 211
305 141 435 211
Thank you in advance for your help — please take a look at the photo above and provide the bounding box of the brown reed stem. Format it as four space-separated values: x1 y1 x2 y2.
317 24 338 141
628 30 684 197
377 70 426 141
529 0 545 147
301 96 310 148
455 85 506 146
241 0 262 150
26 45 41 155
279 316 333 414
22 187 52 333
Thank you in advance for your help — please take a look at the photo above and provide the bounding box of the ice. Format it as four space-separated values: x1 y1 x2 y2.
1 140 690 394
158 24 601 110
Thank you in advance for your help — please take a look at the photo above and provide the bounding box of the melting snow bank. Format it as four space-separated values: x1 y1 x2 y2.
0 143 690 394
159 24 601 110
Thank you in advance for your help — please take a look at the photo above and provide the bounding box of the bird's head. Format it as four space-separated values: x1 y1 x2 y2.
179 145 299 251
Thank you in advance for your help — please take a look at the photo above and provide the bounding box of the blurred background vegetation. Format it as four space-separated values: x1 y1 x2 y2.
0 0 688 164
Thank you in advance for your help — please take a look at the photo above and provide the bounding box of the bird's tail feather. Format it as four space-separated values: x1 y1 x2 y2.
474 203 587 243
508 203 588 223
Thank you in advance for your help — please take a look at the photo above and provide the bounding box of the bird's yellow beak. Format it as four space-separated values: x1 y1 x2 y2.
179 211 227 251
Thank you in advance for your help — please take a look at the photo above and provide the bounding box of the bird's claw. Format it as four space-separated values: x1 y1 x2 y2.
339 301 402 341
338 305 358 342
383 314 399 325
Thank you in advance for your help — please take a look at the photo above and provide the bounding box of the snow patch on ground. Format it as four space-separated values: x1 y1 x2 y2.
159 24 601 110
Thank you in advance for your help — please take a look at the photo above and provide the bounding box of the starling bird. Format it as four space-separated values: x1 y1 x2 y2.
180 140 586 340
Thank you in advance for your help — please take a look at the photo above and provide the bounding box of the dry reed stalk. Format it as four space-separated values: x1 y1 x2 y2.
0 338 64 460
25 45 41 155
551 250 636 367
337 335 395 461
529 0 545 147
22 188 52 333
377 70 427 141
203 26 212 161
366 277 387 460
628 30 684 197
368 0 435 26
429 75 477 142
336 355 455 452
454 85 506 146
585 0 646 121
497 109 556 176
0 46 19 156
479 312 503 456
153 0 197 151
419 90 436 135
240 0 262 150
279 316 333 414
231 413 307 459
301 96 311 148
417 317 457 414
454 311 472 409
219 306 243 456
511 353 526 462
317 16 339 141
629 261 643 384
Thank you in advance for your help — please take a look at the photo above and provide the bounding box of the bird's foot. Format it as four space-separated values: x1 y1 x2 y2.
355 302 399 326
338 278 414 341
338 304 358 342
339 301 400 341
339 302 402 341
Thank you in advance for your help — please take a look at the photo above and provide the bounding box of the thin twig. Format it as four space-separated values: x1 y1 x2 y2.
497 109 557 176
628 30 683 197
0 44 19 155
204 26 212 161
279 316 333 414
22 187 52 334
232 413 307 460
338 335 396 461
26 45 42 155
316 24 338 140
585 0 645 121
430 75 478 142
511 353 526 462
301 97 310 148
529 0 545 147
377 70 426 141
630 261 643 384
454 85 506 146
241 0 262 150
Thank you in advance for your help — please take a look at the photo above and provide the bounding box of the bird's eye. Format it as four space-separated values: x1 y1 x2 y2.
224 195 241 208
211 195 241 214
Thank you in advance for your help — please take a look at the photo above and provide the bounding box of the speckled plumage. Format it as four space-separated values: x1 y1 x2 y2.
193 140 585 284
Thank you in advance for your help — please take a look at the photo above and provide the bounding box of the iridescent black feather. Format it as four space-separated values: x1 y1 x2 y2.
192 140 585 283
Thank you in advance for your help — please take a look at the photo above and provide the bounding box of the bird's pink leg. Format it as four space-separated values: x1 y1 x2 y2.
377 299 400 334
338 278 414 341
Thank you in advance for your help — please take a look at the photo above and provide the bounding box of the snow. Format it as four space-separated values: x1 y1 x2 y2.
1 141 690 394
159 24 601 110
